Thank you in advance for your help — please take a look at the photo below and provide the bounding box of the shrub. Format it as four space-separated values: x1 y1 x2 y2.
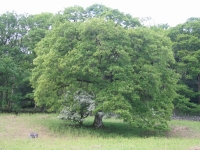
58 90 95 125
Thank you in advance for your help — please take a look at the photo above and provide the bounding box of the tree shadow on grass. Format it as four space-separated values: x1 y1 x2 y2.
85 120 167 138
47 117 167 138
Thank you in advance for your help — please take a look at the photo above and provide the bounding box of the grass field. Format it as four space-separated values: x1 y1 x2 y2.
0 113 200 150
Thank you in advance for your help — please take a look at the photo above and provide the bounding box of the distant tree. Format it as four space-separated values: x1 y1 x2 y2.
21 12 55 109
156 23 170 30
0 12 54 112
23 12 54 55
0 12 30 111
86 4 141 28
168 18 200 113
57 6 86 22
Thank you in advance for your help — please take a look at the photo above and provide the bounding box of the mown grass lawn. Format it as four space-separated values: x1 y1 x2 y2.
0 113 200 150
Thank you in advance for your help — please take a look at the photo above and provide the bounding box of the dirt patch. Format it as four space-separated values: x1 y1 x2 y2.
167 126 200 138
172 126 189 132
90 145 102 149
0 115 54 139
189 146 200 150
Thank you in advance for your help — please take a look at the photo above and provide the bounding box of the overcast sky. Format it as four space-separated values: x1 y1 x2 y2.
0 0 199 26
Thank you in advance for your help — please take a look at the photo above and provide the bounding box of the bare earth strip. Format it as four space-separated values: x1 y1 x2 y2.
0 114 54 139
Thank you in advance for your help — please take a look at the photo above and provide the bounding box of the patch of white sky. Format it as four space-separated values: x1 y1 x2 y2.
0 0 199 26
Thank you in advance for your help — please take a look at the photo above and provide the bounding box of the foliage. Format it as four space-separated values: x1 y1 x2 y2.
23 12 54 52
0 12 30 111
86 4 141 28
0 12 55 111
168 18 200 112
55 4 141 28
126 27 179 130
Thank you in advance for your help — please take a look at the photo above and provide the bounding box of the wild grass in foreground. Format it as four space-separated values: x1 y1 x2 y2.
0 113 200 150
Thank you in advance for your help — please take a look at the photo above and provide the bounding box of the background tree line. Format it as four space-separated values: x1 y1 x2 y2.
0 4 200 130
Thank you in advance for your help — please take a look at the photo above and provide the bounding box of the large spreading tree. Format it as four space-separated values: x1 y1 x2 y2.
31 17 179 130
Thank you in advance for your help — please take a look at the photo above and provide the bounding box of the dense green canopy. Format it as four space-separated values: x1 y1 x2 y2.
31 18 179 130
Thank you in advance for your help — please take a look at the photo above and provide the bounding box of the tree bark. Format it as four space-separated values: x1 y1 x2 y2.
92 112 104 128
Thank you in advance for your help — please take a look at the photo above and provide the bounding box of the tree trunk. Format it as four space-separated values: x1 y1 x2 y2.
40 106 45 112
92 112 104 128
197 74 200 104
79 120 83 126
198 82 200 104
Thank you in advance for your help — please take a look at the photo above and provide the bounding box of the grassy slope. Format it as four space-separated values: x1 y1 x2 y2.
0 114 200 150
